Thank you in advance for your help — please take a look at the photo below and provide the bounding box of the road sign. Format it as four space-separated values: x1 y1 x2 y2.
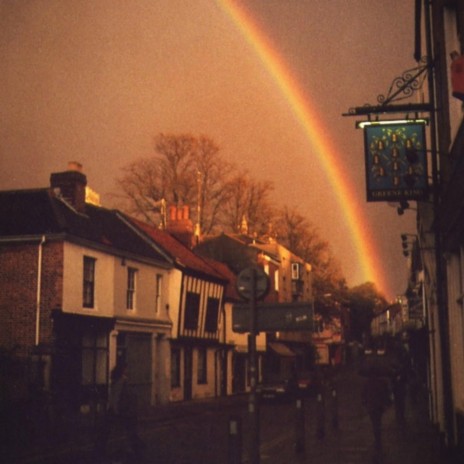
236 266 269 301
232 301 314 333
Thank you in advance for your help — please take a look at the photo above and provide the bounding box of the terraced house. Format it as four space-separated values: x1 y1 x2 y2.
0 163 231 430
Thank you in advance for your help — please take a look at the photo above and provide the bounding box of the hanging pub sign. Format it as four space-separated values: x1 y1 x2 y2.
358 119 428 202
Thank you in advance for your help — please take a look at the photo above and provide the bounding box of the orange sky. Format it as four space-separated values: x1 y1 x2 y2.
0 0 417 299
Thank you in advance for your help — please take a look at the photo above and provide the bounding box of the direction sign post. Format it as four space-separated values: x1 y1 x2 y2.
232 302 314 333
236 267 269 464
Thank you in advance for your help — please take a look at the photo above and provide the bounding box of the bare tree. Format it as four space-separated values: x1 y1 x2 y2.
274 206 346 299
114 134 351 301
194 135 235 235
221 171 275 236
115 133 239 231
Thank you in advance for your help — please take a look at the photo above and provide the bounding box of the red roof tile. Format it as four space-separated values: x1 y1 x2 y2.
127 216 227 281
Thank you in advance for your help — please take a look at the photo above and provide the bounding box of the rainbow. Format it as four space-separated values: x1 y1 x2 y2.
218 0 390 297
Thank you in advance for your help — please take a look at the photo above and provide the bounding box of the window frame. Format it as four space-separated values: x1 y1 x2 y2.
83 256 96 308
155 274 163 314
126 267 137 310
204 296 220 333
184 291 200 330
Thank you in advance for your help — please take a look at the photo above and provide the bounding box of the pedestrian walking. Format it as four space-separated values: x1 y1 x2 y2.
362 374 392 457
391 339 411 425
96 362 145 462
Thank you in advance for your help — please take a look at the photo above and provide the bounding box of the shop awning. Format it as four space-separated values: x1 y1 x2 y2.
268 342 296 357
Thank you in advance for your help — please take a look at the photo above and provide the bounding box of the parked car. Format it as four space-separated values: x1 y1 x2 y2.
296 371 315 396
257 378 297 402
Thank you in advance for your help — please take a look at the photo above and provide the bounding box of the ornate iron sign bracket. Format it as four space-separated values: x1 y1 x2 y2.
343 57 433 117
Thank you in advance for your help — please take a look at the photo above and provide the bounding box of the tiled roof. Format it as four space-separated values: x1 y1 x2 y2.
126 217 227 282
201 257 240 301
0 188 170 263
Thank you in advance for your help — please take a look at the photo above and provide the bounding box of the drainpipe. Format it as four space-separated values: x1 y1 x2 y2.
35 235 46 346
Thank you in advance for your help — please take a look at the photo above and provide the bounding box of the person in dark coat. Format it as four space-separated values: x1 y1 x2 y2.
362 374 391 454
391 340 411 425
96 362 144 460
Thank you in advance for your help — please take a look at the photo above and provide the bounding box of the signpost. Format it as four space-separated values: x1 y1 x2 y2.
232 301 314 333
234 267 313 464
235 267 264 464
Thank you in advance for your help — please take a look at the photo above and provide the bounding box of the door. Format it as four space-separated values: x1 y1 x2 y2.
183 347 193 400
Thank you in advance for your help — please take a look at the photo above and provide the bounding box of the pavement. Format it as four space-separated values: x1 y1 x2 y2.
255 364 444 464
5 363 448 464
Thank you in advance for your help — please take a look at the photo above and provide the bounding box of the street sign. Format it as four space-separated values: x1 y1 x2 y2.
232 301 314 333
236 266 269 301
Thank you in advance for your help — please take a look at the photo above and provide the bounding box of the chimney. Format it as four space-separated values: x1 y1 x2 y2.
166 204 195 248
50 162 87 213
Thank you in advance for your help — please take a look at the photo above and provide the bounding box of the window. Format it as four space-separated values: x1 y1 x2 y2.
83 256 96 308
171 348 181 387
184 292 200 330
82 329 108 386
126 267 137 310
197 347 207 384
274 269 279 292
205 297 220 333
155 274 163 314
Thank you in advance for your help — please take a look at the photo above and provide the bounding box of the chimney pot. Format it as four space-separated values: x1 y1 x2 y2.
50 163 87 213
68 161 83 172
166 204 194 248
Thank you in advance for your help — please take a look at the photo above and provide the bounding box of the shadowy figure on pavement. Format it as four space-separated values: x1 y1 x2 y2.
362 374 392 462
96 362 145 462
360 345 393 463
390 338 411 425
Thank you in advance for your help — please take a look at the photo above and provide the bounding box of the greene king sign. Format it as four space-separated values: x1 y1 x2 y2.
362 121 428 202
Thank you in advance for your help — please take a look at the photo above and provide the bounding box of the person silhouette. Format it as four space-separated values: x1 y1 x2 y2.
363 375 391 450
97 362 144 461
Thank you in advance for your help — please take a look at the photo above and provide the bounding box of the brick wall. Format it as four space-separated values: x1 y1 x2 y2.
0 240 63 356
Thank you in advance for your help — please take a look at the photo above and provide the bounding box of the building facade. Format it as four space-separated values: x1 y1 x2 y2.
0 164 174 421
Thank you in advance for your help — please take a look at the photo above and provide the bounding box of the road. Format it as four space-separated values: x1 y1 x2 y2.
10 364 442 464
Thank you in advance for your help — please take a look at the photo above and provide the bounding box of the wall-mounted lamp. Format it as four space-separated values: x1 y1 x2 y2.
388 200 418 216
121 257 126 266
401 233 418 257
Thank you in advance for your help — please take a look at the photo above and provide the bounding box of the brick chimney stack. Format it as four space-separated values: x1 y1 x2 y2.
50 162 87 213
166 204 194 248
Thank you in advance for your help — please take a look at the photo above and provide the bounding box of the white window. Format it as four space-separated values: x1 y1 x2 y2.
291 262 300 280
83 256 96 308
126 267 137 310
274 269 279 292
155 274 163 314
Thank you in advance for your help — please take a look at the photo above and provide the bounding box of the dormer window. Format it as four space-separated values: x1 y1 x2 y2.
291 262 301 280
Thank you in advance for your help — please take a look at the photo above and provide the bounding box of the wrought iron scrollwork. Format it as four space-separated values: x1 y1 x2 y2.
377 57 429 106
345 57 430 115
